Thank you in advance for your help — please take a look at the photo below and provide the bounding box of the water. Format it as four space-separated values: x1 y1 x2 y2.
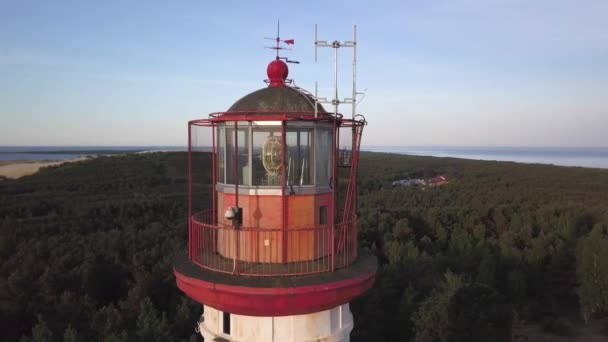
363 146 608 169
2 146 607 169
0 146 185 162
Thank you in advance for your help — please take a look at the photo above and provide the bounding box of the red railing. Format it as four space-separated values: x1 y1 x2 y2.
189 210 358 276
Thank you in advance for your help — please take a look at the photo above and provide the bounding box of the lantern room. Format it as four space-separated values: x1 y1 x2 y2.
173 24 376 341
174 52 376 339
183 58 369 277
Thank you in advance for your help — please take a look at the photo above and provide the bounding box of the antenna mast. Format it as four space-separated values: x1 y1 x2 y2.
314 24 360 119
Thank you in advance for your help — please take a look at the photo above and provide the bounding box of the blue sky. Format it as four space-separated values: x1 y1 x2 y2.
1 0 606 147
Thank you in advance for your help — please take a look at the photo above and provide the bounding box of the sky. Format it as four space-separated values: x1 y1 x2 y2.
0 0 607 147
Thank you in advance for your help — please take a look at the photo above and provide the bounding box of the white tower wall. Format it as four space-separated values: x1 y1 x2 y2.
198 304 353 342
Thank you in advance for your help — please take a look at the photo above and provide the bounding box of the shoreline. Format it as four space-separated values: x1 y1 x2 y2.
0 156 91 179
360 150 608 169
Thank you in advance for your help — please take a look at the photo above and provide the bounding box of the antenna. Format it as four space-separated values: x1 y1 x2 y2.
264 20 299 64
314 24 360 119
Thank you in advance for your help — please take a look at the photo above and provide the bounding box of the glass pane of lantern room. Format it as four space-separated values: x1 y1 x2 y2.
316 126 333 188
252 127 282 186
285 127 314 186
225 126 250 186
216 125 225 183
190 123 211 214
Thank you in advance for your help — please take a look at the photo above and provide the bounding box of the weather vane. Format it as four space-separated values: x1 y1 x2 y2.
265 20 299 64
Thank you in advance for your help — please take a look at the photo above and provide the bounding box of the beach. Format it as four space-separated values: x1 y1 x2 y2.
0 156 90 179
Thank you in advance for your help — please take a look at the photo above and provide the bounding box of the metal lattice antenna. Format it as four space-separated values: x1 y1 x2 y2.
314 24 363 119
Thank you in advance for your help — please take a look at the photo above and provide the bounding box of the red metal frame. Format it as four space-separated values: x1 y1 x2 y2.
188 124 192 260
281 121 287 263
331 119 337 272
190 110 345 126
233 122 240 275
336 121 365 263
211 122 216 239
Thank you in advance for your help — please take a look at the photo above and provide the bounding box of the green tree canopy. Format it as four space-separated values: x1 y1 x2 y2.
576 223 608 322
412 271 463 342
446 283 513 342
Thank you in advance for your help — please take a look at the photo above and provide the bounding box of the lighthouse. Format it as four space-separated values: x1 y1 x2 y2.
173 27 376 342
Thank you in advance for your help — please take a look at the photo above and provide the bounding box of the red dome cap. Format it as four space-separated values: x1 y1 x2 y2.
267 59 288 87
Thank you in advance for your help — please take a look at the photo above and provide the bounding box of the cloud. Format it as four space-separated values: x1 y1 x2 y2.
79 71 259 88
389 0 608 54
0 47 56 67
0 46 258 88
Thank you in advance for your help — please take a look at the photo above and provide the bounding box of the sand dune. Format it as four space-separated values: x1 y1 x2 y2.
0 157 90 179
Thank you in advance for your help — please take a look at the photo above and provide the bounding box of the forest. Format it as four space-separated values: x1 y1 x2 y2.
1 152 608 341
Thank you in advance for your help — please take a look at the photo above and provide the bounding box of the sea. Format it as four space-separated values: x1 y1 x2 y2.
1 146 608 169
362 146 608 169
0 146 186 162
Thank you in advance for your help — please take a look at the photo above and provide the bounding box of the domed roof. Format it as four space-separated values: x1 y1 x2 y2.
227 86 327 113
226 58 327 114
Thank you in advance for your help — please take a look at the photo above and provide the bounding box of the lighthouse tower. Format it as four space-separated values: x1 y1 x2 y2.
174 29 375 342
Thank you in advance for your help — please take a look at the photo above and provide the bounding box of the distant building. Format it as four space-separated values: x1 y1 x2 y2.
392 179 424 187
392 175 448 187
428 175 448 187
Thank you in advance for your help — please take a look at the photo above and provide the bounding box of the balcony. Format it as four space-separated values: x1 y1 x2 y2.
189 210 358 276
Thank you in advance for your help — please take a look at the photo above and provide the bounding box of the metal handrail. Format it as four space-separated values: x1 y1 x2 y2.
189 210 358 276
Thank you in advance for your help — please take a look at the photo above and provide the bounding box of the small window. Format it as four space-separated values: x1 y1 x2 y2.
222 312 231 335
319 205 327 225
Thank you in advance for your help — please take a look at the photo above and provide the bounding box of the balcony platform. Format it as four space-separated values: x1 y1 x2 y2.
188 249 355 277
173 249 377 317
